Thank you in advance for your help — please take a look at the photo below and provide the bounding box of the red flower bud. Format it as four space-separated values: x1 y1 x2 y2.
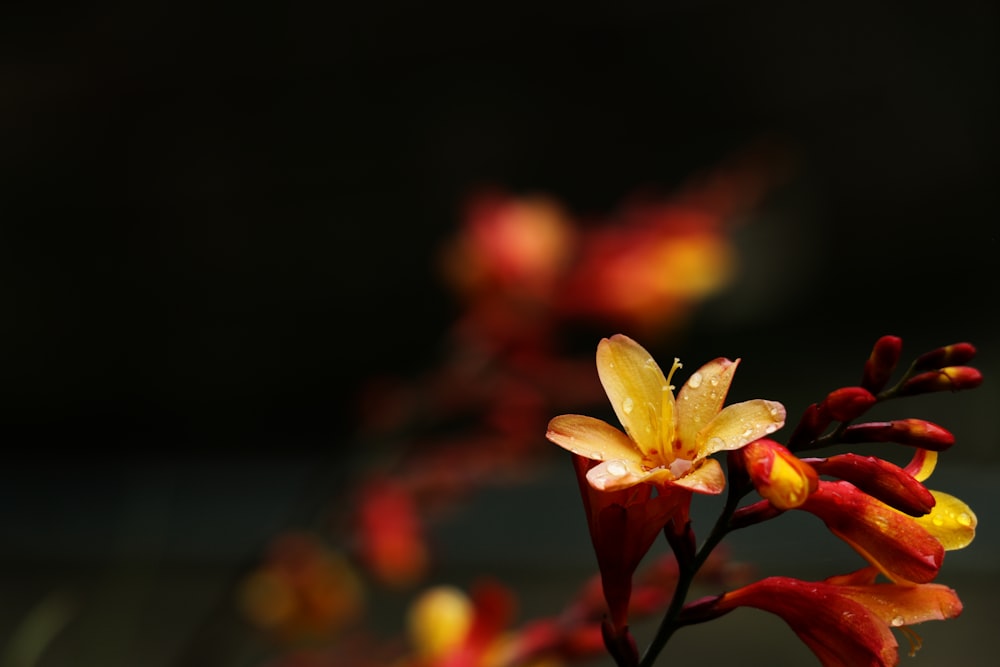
899 366 983 395
821 386 877 422
861 335 903 393
913 342 977 371
804 453 936 516
841 419 955 451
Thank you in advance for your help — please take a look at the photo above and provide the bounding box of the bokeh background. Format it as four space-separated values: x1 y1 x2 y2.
2 2 998 666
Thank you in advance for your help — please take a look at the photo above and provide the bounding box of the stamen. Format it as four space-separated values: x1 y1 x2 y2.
898 625 923 657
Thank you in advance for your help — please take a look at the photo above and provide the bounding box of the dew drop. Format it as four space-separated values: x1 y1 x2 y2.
932 516 945 527
765 424 779 434
707 436 726 450
688 372 703 389
710 377 719 387
956 512 973 527
741 428 754 438
891 615 905 627
622 397 634 414
709 391 717 399
607 461 628 477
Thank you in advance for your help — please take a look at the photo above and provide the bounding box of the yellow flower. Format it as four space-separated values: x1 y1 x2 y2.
546 334 786 492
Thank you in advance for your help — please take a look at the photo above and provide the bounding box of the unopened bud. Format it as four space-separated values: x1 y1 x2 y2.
900 366 983 395
914 342 977 371
739 439 819 510
842 419 955 451
804 453 936 516
861 335 903 393
820 386 877 422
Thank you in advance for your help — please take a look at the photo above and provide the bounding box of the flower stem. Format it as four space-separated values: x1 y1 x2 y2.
638 484 745 667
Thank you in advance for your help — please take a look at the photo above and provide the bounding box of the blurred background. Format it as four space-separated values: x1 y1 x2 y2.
1 1 998 666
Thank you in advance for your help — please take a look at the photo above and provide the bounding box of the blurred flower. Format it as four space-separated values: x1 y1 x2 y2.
354 476 429 588
240 532 364 643
404 580 515 667
546 334 785 492
440 193 575 304
557 207 734 333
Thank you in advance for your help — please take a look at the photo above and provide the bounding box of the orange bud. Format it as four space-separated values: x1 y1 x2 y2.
842 419 955 451
740 439 819 510
821 386 877 422
913 342 976 371
861 335 903 393
899 366 983 395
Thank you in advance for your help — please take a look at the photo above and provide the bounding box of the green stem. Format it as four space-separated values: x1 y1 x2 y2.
637 486 745 667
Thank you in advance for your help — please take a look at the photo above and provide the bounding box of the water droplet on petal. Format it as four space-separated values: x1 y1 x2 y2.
957 512 973 527
765 424 779 434
607 461 628 477
710 377 719 387
931 516 944 527
707 436 725 450
891 616 905 627
741 428 753 438
688 372 703 389
622 397 634 414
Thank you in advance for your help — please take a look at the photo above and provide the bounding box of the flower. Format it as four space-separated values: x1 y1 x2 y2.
708 567 963 666
546 334 786 493
570 455 684 636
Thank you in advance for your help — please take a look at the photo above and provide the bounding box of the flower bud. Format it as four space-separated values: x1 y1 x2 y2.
841 419 955 451
899 366 983 395
861 335 903 393
739 439 819 510
820 386 877 422
804 453 935 516
913 342 977 371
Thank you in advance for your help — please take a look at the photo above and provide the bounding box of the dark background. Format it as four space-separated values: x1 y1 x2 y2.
2 2 998 666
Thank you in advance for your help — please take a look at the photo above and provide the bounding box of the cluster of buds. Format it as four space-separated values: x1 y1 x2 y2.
546 334 982 667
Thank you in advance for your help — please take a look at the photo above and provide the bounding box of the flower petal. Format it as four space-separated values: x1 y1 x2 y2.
904 449 938 482
915 490 976 550
546 415 642 463
596 335 670 458
587 458 650 491
696 399 786 457
839 581 963 626
675 357 738 456
671 457 726 494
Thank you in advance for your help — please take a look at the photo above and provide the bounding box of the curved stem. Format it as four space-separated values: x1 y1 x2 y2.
637 485 745 667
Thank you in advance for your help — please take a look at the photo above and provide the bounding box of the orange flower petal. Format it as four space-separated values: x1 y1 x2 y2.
674 357 738 456
587 458 649 491
671 457 726 494
546 414 642 463
696 399 786 457
596 335 670 458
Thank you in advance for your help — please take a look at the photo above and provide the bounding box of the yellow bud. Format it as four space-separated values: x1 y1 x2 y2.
407 586 473 659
